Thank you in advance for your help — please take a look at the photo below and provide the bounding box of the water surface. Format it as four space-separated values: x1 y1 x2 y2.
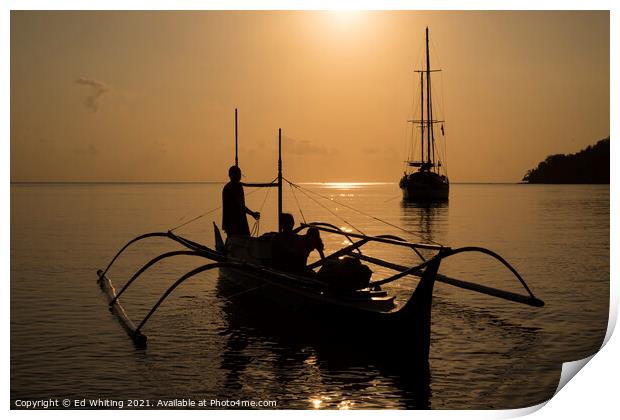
11 183 609 409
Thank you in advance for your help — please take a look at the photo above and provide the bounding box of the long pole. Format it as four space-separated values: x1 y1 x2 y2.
420 71 425 163
278 128 283 232
234 108 238 166
425 27 432 168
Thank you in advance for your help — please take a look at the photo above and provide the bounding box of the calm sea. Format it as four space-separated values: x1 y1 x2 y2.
10 182 609 409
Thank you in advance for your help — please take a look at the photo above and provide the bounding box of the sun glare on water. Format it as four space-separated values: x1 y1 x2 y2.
323 182 367 189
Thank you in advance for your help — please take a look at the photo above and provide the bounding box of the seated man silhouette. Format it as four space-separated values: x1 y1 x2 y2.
273 213 324 273
222 165 260 237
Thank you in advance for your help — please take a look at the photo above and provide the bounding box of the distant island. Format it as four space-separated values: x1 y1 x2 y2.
522 137 610 184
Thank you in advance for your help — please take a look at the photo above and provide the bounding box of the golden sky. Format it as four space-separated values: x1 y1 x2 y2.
10 10 609 182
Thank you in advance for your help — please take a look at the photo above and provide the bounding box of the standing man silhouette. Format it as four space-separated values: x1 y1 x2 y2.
222 166 260 236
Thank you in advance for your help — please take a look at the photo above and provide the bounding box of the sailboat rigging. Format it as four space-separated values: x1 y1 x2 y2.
400 27 450 201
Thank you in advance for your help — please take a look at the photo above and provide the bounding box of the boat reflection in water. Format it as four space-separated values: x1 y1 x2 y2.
400 199 449 248
216 277 432 409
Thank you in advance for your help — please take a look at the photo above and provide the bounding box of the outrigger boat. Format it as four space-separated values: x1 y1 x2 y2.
97 111 543 358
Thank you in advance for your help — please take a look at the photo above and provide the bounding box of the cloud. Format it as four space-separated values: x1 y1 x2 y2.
150 140 167 156
75 78 109 112
284 136 328 156
73 144 99 156
362 146 397 158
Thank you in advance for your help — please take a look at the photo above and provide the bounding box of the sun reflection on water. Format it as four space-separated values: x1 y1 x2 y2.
338 400 354 410
303 355 317 366
309 396 355 410
309 395 331 409
323 182 364 189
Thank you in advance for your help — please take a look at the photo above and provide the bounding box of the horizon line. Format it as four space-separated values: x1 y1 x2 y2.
10 180 529 185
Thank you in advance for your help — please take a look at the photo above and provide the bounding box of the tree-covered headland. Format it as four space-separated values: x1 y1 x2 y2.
522 137 609 184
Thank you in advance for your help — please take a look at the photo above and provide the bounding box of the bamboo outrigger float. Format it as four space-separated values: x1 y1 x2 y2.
97 111 544 356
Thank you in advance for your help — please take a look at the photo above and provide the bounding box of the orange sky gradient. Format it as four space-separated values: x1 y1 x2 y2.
10 10 609 183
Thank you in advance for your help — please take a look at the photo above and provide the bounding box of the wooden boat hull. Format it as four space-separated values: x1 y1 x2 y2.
219 235 441 358
219 266 436 359
220 266 396 318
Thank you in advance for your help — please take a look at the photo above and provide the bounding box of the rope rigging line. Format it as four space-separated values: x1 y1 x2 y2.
286 179 365 236
405 66 421 172
428 35 448 175
168 179 273 233
289 182 307 224
438 71 448 173
285 178 443 246
250 219 260 237
251 183 273 237
257 181 273 212
383 194 402 204
169 206 222 233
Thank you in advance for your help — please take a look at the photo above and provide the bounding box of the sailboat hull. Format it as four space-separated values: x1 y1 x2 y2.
400 172 449 201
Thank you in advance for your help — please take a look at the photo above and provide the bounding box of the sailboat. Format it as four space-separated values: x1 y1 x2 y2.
400 28 450 201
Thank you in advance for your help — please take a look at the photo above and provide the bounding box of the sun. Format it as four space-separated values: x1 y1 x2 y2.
329 9 362 19
323 9 364 34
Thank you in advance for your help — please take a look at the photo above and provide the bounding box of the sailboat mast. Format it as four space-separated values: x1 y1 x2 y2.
425 27 432 168
420 71 425 164
278 128 283 232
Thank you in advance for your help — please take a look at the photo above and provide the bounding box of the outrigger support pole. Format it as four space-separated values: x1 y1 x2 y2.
109 250 208 306
297 223 543 307
97 232 171 281
99 260 244 346
134 262 240 337
96 231 228 346
305 223 444 251
97 231 224 283
354 246 544 307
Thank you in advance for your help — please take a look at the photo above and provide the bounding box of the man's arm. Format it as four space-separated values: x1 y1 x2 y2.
245 206 260 220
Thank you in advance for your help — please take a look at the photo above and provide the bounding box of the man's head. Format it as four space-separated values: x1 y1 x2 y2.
228 165 242 182
305 227 324 252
